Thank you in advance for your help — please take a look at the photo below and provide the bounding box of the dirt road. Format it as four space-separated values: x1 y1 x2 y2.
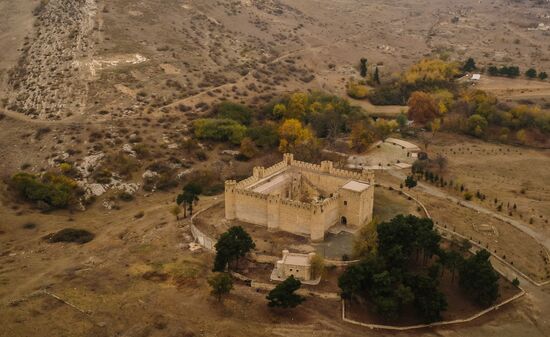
388 169 550 252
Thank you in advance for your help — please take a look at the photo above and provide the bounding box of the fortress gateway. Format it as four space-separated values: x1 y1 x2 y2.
224 154 375 241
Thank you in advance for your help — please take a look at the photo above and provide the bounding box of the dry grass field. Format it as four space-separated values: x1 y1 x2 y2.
1 0 550 336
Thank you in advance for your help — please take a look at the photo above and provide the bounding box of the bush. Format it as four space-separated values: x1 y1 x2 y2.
525 68 537 79
11 172 78 209
22 222 38 230
118 191 134 201
45 228 95 244
193 118 246 145
346 80 369 99
246 122 279 149
214 102 252 125
102 153 139 178
464 192 473 201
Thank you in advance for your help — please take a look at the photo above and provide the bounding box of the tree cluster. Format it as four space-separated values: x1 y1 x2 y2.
176 182 202 218
339 214 501 323
487 65 520 78
368 59 459 105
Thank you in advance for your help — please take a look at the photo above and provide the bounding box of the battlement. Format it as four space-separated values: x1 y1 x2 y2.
224 154 375 241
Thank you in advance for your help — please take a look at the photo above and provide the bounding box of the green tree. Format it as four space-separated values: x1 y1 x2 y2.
441 250 463 281
214 101 252 125
463 57 477 72
193 118 247 144
459 249 500 306
405 175 417 189
539 72 548 80
246 122 279 149
213 226 255 272
525 68 537 79
360 58 368 77
396 113 408 129
467 114 488 137
207 273 234 302
266 276 305 308
488 66 499 76
373 66 381 84
176 182 202 218
338 254 386 299
408 274 447 323
377 215 438 268
11 172 78 209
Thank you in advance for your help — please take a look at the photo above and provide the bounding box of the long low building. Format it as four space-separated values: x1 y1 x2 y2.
224 153 375 241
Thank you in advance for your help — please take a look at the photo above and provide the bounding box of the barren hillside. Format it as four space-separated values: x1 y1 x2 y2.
1 0 549 120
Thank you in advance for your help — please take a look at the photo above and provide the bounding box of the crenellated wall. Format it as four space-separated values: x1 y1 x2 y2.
225 153 375 241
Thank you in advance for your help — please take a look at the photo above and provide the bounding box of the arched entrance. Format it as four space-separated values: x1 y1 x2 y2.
341 216 347 225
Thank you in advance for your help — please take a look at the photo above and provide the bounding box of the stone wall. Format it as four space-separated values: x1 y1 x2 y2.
225 153 374 241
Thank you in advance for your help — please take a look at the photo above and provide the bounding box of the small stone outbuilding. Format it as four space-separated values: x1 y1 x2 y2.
273 250 316 282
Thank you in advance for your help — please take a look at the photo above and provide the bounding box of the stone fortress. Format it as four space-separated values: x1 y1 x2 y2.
224 153 375 241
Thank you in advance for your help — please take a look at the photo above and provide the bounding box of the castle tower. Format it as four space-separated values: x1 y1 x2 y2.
267 194 281 231
310 202 325 242
283 153 294 165
224 180 237 220
253 166 266 179
320 160 333 173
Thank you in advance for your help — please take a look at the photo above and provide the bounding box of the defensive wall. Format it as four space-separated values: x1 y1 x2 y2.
225 153 374 241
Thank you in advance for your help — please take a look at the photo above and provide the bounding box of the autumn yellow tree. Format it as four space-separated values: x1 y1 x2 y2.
239 137 259 159
431 89 454 115
374 118 399 140
353 219 378 258
286 92 308 119
402 59 460 85
407 91 440 125
278 119 320 160
430 118 441 136
272 103 287 119
350 120 377 152
346 80 369 99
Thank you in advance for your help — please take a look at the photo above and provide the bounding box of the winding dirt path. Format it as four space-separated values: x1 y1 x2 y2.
388 169 550 252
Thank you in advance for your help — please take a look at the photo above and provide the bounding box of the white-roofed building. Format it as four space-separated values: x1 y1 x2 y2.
273 250 316 282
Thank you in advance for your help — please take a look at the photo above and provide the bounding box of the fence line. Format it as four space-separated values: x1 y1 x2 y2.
381 184 550 287
189 201 222 251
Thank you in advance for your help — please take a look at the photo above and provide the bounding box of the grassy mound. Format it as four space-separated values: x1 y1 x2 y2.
45 228 95 244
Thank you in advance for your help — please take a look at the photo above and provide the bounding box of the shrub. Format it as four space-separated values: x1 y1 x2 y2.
118 191 134 201
22 222 37 230
464 192 473 201
346 80 369 99
45 228 95 244
310 254 325 279
525 68 537 79
214 102 252 125
102 153 139 178
193 118 246 145
246 122 279 149
11 172 78 209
